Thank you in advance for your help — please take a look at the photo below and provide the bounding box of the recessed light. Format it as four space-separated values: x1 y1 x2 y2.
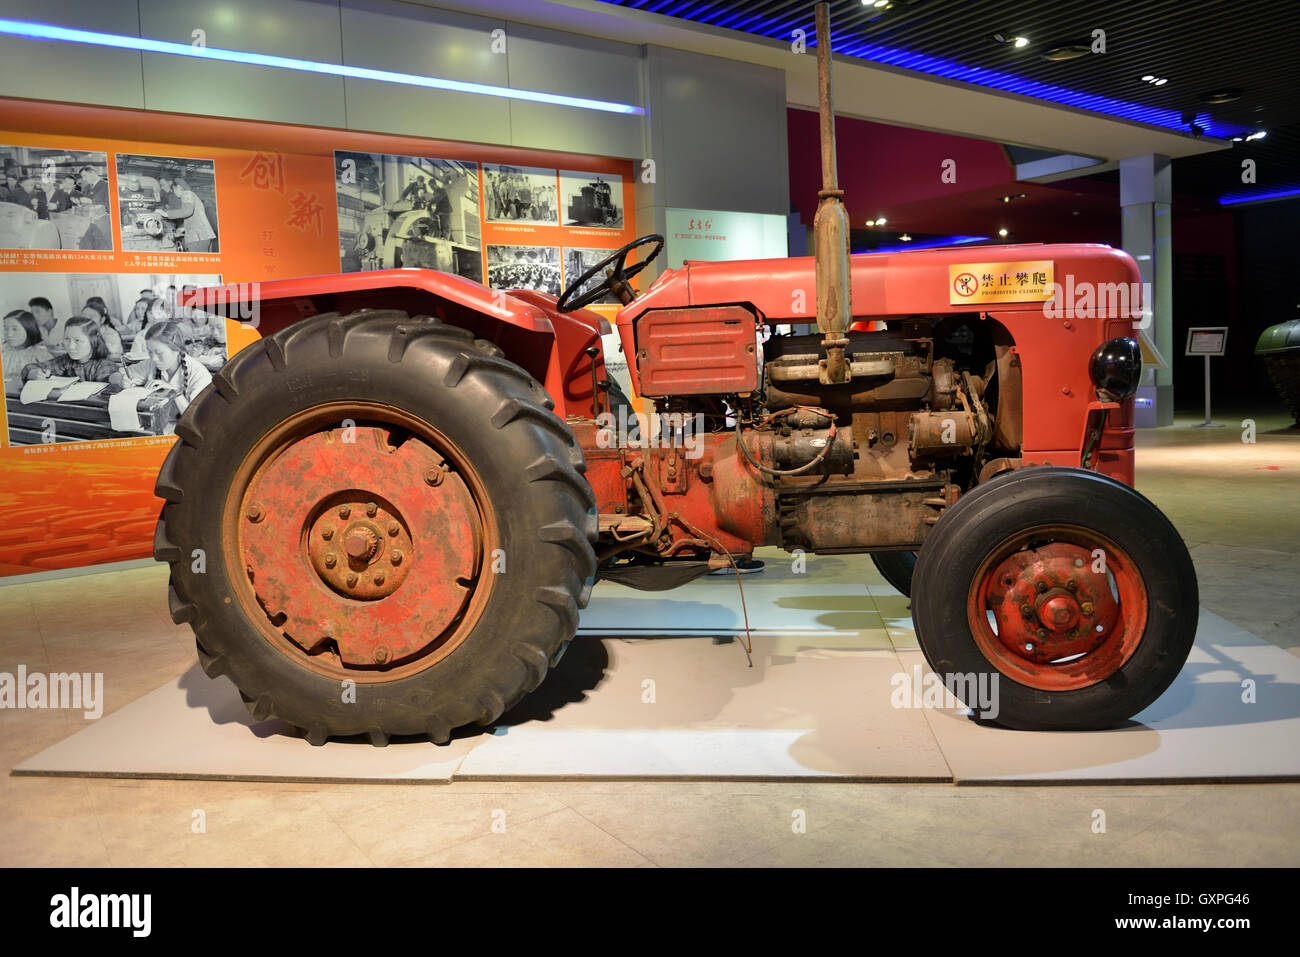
1246 130 1267 140
1141 74 1155 82
1014 36 1030 48
1232 136 1244 142
876 217 887 225
1042 44 1091 61
1154 78 1168 86
1200 88 1243 104
998 227 1009 237
899 234 912 242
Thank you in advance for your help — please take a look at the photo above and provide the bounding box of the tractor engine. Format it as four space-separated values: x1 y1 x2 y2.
577 307 1022 572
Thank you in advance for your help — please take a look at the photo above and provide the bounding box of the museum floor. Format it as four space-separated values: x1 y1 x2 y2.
1 409 1296 867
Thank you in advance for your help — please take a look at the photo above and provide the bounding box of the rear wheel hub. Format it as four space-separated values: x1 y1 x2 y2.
229 406 491 677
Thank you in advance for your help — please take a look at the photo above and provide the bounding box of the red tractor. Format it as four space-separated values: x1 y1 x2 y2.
154 11 1196 745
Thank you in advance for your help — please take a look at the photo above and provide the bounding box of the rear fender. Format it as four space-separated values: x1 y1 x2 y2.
190 269 609 418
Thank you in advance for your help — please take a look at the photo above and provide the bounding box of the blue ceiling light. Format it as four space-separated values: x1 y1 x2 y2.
594 3 1245 138
0 17 645 115
1218 186 1300 206
861 234 989 252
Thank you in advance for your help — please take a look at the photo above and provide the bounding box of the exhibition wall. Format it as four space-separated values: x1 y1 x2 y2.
0 0 645 158
0 97 638 577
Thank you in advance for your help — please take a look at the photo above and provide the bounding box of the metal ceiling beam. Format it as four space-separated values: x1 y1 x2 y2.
420 0 1231 163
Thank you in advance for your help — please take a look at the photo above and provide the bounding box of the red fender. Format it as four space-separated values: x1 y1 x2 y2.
189 268 610 418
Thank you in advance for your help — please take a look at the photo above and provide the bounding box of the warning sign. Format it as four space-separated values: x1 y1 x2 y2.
949 260 1054 305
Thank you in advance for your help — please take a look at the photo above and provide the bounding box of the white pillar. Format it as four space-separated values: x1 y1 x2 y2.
1120 154 1174 426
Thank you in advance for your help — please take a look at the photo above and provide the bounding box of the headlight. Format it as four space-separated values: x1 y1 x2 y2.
1089 336 1142 399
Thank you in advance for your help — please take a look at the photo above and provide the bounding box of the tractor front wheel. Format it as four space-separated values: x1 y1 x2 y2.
911 467 1197 730
154 309 596 745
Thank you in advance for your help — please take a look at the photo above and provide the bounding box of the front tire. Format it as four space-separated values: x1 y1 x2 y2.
154 309 596 745
911 467 1197 730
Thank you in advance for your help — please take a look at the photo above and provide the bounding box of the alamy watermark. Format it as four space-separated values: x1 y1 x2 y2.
595 406 706 459
0 666 103 719
178 281 261 329
50 887 150 937
1043 276 1151 328
890 664 1000 720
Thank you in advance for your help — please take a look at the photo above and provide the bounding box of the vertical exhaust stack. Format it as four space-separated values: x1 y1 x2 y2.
813 1 852 384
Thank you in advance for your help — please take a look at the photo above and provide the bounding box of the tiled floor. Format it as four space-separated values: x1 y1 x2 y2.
1 410 1297 866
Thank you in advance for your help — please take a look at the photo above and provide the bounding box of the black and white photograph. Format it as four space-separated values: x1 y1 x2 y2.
336 150 482 282
559 169 624 228
483 163 559 226
562 246 620 305
115 154 221 253
486 244 562 295
1 271 225 444
0 144 113 251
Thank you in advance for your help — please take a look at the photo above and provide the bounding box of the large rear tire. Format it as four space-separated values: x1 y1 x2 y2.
154 309 596 745
911 467 1197 730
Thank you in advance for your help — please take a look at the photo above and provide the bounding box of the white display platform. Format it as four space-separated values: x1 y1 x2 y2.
12 562 1300 784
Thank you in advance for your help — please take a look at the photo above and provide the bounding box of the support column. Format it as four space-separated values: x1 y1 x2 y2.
1120 154 1174 426
633 45 790 285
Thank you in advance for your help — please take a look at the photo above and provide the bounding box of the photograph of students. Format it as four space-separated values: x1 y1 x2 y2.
20 315 120 384
1 309 53 384
117 321 213 417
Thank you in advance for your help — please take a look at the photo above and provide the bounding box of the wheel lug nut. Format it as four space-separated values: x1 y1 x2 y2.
339 505 351 519
388 522 399 537
246 503 264 523
425 468 444 486
366 501 378 517
1067 579 1077 590
346 574 358 587
1036 628 1049 640
1036 581 1048 593
1081 602 1094 616
324 553 337 568
390 550 403 566
374 646 390 665
1019 604 1033 617
373 572 385 585
322 528 334 540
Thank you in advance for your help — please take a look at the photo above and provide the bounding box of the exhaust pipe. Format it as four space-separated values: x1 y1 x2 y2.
813 1 852 384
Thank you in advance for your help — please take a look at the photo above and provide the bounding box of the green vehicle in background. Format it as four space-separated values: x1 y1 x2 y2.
1256 318 1300 426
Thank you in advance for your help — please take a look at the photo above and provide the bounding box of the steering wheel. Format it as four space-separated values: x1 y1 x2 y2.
556 234 664 313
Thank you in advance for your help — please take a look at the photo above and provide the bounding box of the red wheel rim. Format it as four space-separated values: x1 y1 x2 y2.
965 524 1148 691
223 402 497 681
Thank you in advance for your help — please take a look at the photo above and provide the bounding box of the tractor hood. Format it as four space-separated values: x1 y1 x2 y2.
618 243 1142 328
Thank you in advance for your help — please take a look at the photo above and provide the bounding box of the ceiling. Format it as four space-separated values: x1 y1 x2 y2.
597 0 1300 140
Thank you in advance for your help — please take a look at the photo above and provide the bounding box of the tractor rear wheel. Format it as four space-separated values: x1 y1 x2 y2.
154 309 596 745
911 467 1197 730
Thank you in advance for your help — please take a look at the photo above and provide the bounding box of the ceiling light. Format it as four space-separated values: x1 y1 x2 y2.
0 17 645 115
1199 88 1243 104
1042 44 1091 61
1141 75 1155 82
998 228 1009 237
1013 36 1030 48
1246 130 1267 141
876 217 887 225
899 233 912 242
1232 137 1243 142
1154 78 1167 86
